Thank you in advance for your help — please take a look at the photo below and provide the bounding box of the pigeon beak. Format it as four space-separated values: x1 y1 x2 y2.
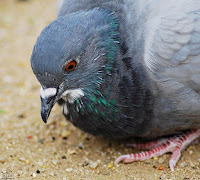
40 88 57 123
41 96 55 123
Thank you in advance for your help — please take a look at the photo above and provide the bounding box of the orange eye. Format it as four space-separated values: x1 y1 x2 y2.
65 60 77 71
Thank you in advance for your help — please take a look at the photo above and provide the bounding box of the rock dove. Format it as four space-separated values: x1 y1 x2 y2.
31 0 200 171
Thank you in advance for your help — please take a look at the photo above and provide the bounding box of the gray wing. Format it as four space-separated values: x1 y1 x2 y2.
57 0 95 16
144 0 200 92
57 0 121 17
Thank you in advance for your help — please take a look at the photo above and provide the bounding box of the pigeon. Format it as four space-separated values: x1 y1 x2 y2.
31 0 200 171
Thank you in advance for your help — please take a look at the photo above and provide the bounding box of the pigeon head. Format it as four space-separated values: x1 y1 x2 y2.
31 8 120 123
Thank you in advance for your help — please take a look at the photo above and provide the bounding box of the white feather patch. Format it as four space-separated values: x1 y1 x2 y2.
61 88 84 104
40 87 57 99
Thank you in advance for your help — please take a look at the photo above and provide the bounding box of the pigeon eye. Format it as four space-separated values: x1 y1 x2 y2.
65 60 77 71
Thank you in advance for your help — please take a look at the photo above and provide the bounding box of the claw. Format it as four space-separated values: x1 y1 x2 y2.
115 155 130 164
169 159 176 171
116 130 200 171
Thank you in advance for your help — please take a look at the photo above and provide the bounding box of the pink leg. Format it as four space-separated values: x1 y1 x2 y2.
190 137 200 145
115 129 200 171
127 138 169 150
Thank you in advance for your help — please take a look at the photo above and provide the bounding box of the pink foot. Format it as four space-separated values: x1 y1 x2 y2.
115 130 200 171
127 138 169 150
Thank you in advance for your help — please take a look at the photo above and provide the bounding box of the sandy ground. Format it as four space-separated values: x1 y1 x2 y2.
0 0 200 179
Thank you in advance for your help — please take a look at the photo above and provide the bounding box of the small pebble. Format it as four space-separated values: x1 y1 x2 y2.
158 158 165 164
189 150 193 155
89 161 99 169
36 170 40 174
38 139 44 144
67 149 76 155
25 160 30 164
52 159 58 165
108 163 113 168
190 163 195 167
78 142 84 149
82 161 89 167
153 165 157 169
158 166 164 170
28 135 32 139
153 156 158 160
61 130 70 138
62 156 66 159
32 173 37 178
102 172 109 175
52 137 56 141
66 168 73 172
38 161 43 166
18 114 26 119
17 170 23 175
0 156 6 163
85 152 89 156
50 172 54 176
60 122 67 127
19 157 25 162
180 162 187 168
49 125 55 129
85 136 90 141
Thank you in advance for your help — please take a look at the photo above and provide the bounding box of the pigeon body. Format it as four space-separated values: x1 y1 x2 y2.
31 0 200 170
31 0 200 138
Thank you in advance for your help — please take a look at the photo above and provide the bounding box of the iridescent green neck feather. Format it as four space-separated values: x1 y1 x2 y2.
70 11 120 122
